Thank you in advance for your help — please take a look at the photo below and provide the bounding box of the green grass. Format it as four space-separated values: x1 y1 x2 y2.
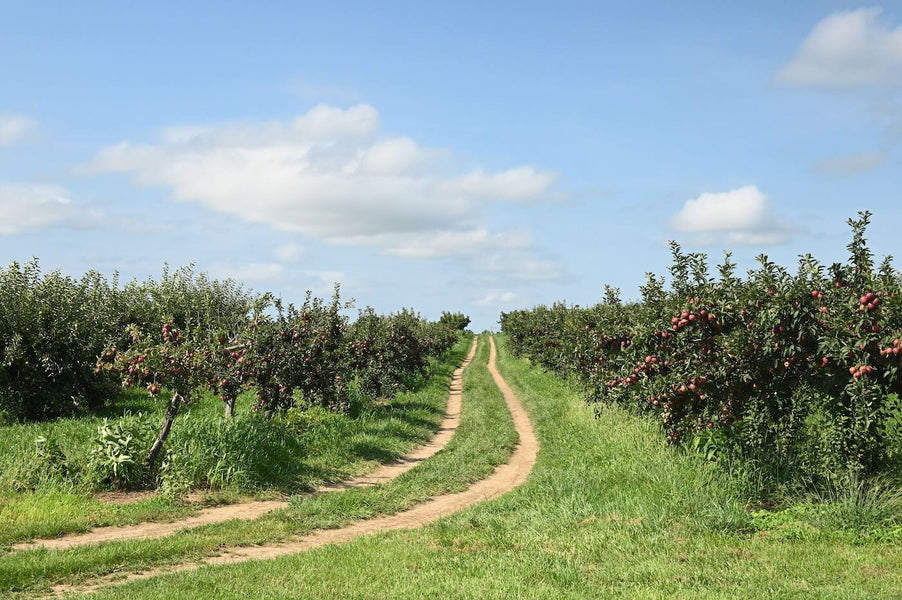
61 334 902 600
0 334 519 596
0 335 473 544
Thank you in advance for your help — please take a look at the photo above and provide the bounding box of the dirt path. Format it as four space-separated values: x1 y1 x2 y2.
15 336 479 553
50 335 538 597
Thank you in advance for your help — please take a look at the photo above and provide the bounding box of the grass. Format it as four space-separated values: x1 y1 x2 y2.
0 334 519 596
0 335 474 545
59 334 902 600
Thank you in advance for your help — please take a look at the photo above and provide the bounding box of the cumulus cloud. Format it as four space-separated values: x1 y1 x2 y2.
83 103 558 262
362 137 429 174
775 8 902 88
814 150 887 177
670 185 792 246
0 113 36 146
671 185 768 232
0 183 72 234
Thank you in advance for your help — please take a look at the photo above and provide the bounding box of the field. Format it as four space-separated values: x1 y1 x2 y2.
1 336 899 598
2 222 902 598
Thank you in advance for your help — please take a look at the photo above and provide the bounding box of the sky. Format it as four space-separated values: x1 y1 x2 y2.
2 1 901 330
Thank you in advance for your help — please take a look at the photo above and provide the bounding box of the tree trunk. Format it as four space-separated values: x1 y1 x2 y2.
143 393 181 486
224 396 235 419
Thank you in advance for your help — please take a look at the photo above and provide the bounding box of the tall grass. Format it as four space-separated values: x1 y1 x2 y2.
0 335 472 545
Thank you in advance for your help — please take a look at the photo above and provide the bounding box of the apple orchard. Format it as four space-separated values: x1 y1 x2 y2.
502 213 902 493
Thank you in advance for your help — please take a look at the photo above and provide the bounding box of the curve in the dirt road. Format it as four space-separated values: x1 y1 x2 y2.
49 335 538 598
14 336 479 553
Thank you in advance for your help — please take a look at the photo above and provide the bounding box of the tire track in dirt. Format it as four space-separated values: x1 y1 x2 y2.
14 336 478 553
50 335 538 598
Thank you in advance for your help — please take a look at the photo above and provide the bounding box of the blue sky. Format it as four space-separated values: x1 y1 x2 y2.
2 2 901 329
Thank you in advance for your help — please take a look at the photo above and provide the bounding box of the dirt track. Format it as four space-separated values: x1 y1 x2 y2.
50 335 538 597
16 336 478 553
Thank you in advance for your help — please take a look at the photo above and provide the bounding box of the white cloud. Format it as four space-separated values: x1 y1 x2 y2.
335 228 533 259
814 150 887 177
685 231 792 246
273 243 305 262
0 183 72 234
83 103 559 262
0 114 36 146
440 167 559 202
291 103 379 139
209 262 344 294
362 137 427 174
211 262 287 283
671 185 767 231
472 290 519 307
670 185 792 246
776 8 902 88
473 252 567 282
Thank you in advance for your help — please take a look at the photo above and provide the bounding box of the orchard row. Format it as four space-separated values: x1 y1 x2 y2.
1 261 469 483
501 213 902 486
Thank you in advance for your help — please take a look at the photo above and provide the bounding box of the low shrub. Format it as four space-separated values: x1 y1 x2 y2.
86 413 154 490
